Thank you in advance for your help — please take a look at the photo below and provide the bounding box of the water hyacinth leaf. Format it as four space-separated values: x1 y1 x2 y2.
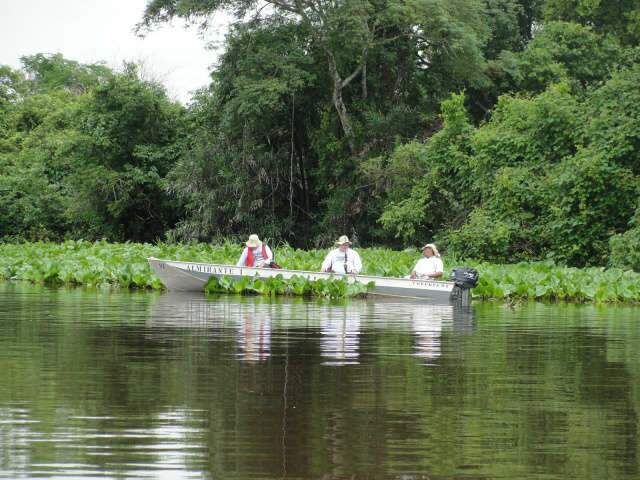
1 242 640 302
535 285 550 298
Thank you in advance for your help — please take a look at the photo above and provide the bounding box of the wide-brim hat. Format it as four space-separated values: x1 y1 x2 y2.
334 235 351 246
421 243 440 257
246 234 262 248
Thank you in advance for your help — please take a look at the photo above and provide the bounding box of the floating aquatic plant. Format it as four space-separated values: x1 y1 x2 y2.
1 241 640 303
204 274 373 299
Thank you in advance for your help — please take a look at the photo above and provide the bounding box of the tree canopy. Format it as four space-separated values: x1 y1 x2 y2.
0 56 184 242
2 0 640 269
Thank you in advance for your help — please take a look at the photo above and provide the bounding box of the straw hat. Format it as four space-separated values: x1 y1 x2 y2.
246 234 262 248
421 243 440 257
334 235 351 246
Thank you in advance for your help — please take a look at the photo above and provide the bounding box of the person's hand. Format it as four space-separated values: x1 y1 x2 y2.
410 271 417 279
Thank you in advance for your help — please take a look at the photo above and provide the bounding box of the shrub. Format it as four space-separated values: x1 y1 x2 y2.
610 207 640 272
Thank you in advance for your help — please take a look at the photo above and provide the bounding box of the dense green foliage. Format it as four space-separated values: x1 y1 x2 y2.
0 241 423 291
474 261 640 302
372 65 640 267
2 0 640 272
204 274 372 299
609 206 640 273
2 241 640 302
0 55 184 242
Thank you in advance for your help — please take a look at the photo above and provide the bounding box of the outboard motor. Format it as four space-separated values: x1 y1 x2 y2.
452 268 479 288
450 267 479 306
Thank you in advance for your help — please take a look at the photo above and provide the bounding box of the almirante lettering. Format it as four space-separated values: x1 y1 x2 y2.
412 280 447 289
186 264 235 275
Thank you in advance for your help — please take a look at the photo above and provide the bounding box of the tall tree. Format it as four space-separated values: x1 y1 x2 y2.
138 0 489 151
69 64 185 241
167 18 320 241
21 53 113 94
543 0 640 45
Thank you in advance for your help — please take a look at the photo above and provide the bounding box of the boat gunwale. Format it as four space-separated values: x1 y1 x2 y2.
148 257 456 288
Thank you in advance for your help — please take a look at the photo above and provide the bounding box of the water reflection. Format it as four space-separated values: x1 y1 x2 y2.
148 293 475 365
0 404 207 479
237 309 272 362
410 305 450 362
319 306 361 365
4 283 640 480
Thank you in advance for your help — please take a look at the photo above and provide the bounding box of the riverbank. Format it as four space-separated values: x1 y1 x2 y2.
1 241 639 302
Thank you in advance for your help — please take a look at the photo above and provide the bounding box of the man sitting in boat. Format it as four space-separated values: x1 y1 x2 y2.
410 243 444 279
236 234 274 268
321 235 362 274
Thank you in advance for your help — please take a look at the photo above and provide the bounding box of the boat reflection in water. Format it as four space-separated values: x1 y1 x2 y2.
237 311 272 362
319 306 361 366
147 292 475 364
406 303 472 363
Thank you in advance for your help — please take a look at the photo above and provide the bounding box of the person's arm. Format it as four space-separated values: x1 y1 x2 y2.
265 245 274 263
236 248 248 267
321 251 333 272
428 258 444 279
352 251 362 274
411 259 424 279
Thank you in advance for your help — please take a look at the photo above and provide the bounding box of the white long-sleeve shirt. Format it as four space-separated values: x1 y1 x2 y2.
321 248 362 274
236 245 274 267
412 257 443 278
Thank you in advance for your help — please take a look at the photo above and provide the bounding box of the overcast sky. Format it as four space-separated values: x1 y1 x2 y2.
0 0 229 103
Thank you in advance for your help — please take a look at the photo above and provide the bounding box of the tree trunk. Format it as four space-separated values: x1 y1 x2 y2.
362 60 367 100
295 128 309 212
326 50 355 151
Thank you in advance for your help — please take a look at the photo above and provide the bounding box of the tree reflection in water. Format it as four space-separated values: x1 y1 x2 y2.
147 293 475 366
8 285 640 480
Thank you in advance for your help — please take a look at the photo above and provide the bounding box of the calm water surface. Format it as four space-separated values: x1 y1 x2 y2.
1 282 640 479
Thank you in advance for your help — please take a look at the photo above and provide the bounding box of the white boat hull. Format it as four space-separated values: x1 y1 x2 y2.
147 258 471 305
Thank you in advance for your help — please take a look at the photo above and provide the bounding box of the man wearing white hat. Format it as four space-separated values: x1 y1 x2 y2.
321 235 363 274
236 234 274 267
410 243 443 279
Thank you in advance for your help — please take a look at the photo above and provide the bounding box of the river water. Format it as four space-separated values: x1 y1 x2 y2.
1 282 639 479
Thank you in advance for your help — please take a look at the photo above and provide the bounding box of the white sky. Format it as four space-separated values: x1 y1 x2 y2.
0 0 229 103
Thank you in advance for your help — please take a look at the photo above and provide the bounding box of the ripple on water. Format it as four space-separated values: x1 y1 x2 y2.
2 283 640 479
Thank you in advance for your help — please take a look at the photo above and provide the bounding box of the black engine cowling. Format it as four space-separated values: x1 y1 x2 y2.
452 268 479 289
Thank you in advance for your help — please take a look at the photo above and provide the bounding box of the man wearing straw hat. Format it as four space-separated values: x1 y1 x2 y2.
410 243 443 279
321 235 362 274
236 234 274 268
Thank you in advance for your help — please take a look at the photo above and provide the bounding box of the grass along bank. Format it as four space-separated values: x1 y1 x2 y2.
1 241 640 302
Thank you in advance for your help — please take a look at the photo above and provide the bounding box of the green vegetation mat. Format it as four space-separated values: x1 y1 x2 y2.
204 275 372 299
1 241 640 302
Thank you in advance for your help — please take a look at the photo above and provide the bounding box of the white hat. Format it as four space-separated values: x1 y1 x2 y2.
246 234 262 248
335 235 351 246
421 243 440 257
